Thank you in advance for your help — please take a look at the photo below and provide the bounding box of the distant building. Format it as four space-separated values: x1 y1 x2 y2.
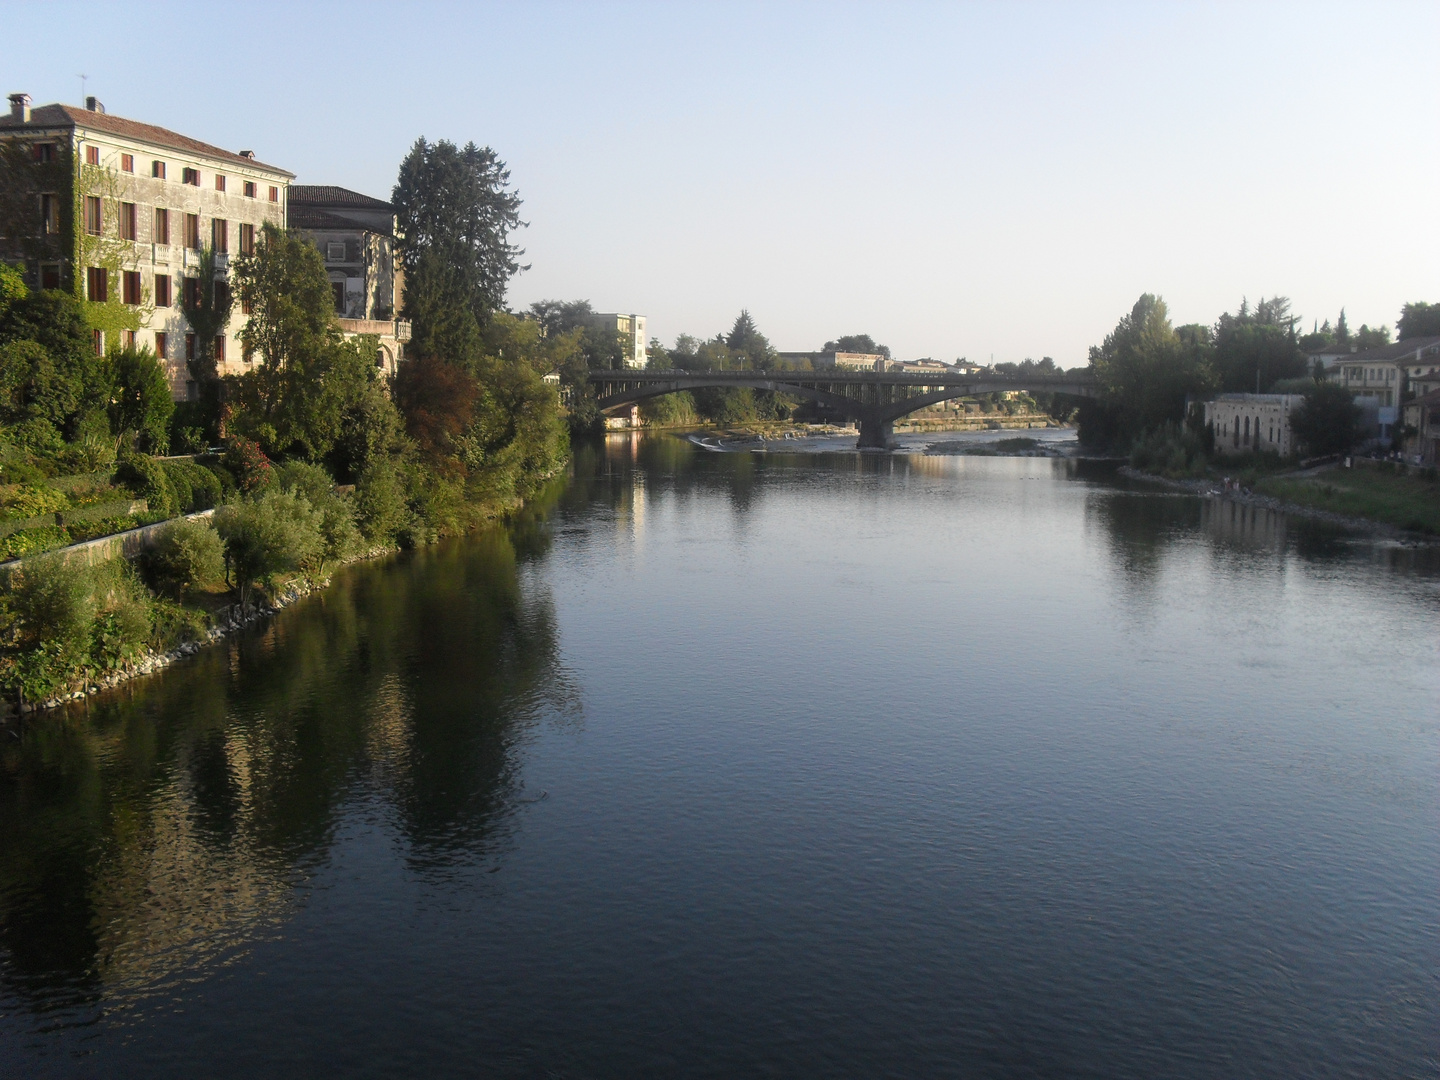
589 312 647 369
0 93 292 399
1328 344 1434 441
1402 388 1440 465
888 359 950 374
1204 394 1304 457
288 185 409 375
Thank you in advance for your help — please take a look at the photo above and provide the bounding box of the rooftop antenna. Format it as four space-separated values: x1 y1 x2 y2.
77 73 87 104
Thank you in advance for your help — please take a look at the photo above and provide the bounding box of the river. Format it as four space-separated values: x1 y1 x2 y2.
2 433 1437 1078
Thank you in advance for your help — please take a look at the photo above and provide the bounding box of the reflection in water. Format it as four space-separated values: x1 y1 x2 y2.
0 521 573 1020
1 435 1435 1078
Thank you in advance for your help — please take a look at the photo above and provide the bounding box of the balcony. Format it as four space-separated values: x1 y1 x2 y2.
337 318 411 341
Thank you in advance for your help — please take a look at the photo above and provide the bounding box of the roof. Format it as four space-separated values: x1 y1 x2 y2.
1310 335 1440 363
0 102 294 176
288 205 371 231
289 185 391 210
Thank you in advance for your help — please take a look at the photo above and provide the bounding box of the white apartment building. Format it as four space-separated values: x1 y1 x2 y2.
589 312 648 369
0 94 292 399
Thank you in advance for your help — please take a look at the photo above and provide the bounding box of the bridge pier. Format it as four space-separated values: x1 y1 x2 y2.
856 414 896 450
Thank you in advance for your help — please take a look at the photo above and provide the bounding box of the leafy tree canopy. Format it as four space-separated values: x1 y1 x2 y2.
1291 382 1361 457
823 333 891 359
1211 296 1305 392
1080 293 1217 449
1398 302 1440 341
393 138 526 360
725 311 776 368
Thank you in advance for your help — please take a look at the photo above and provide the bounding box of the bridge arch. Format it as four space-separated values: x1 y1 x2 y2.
586 370 1096 448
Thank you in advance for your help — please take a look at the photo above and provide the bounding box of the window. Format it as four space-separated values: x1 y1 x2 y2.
268 185 279 202
121 329 137 349
40 193 59 234
183 278 201 308
243 180 255 198
155 331 168 357
183 167 200 186
120 153 134 173
93 329 104 356
214 336 225 363
40 264 60 290
185 213 200 250
122 270 141 305
154 274 171 307
87 266 108 302
85 195 103 235
85 145 99 166
326 241 345 261
332 281 345 313
215 175 226 192
185 334 196 362
119 202 137 241
152 160 166 179
241 294 252 315
154 207 170 245
215 282 231 311
212 218 228 253
238 222 255 255
32 143 54 163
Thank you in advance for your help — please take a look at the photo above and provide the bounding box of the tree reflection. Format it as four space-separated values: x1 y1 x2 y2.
0 511 573 1015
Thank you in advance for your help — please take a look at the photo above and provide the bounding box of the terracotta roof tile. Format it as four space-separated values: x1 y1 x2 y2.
289 185 391 210
0 103 294 176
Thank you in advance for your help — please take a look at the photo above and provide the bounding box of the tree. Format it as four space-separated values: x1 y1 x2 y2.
1290 382 1361 457
179 245 233 392
392 353 479 466
393 138 526 359
231 224 379 460
1212 296 1304 392
105 345 173 453
1335 308 1349 343
0 285 103 441
1398 302 1440 341
1352 324 1391 350
1080 294 1217 449
726 310 776 368
823 333 890 359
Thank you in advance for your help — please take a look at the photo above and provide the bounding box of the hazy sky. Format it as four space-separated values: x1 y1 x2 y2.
6 2 1438 362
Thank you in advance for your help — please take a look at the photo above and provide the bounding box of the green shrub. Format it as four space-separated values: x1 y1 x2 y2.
161 460 223 513
355 458 412 544
275 461 360 568
214 489 324 600
1 484 67 519
1129 422 1208 478
0 525 68 560
0 554 159 700
222 437 273 493
144 517 225 596
114 452 177 517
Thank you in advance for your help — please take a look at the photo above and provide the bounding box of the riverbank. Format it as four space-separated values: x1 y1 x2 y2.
1118 463 1440 539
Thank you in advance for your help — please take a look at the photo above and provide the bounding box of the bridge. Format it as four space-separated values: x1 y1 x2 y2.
587 369 1098 448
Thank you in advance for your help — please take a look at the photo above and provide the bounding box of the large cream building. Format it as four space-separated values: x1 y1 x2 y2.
1 93 292 398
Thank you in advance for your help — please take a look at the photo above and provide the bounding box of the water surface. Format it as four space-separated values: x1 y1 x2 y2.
2 436 1436 1077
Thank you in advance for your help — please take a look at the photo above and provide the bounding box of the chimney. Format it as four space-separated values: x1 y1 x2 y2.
85 96 104 114
8 93 30 123
239 150 255 159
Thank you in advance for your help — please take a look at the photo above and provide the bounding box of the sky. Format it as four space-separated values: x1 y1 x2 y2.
4 1 1437 364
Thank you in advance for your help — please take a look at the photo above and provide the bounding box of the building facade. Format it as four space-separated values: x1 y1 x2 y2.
0 94 292 399
588 312 647 369
1402 388 1440 465
1314 337 1440 442
1204 394 1303 457
288 185 409 375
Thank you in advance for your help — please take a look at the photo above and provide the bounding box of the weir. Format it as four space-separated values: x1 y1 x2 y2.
586 370 1098 448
